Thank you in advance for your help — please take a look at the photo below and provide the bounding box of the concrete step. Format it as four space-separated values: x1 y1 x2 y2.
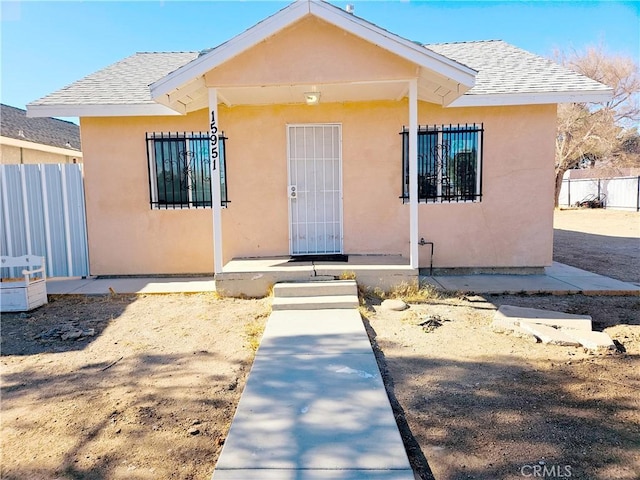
272 294 359 311
273 280 357 298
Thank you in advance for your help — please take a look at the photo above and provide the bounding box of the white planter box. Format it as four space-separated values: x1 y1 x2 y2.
0 256 48 313
1 279 48 312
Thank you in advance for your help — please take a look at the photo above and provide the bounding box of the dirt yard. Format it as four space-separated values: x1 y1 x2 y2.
2 209 639 480
554 208 640 284
1 294 270 480
366 294 640 480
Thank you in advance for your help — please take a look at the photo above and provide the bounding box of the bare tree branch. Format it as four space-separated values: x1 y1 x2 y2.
552 45 640 206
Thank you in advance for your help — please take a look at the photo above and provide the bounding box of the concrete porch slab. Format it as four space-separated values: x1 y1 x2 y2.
216 256 417 297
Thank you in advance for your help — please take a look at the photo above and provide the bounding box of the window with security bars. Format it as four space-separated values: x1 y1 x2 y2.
400 124 483 203
146 132 229 209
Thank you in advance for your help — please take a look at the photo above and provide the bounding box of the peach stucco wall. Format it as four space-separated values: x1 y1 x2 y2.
80 101 555 275
80 113 214 275
205 16 416 87
416 104 556 268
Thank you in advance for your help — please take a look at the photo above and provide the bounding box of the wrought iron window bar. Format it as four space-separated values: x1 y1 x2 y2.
146 131 229 209
400 123 484 203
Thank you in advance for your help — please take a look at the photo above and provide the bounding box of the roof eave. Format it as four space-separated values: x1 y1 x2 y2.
448 90 614 108
26 103 183 118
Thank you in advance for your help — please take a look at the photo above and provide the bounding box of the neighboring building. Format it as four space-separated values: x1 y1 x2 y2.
27 0 611 282
1 104 81 164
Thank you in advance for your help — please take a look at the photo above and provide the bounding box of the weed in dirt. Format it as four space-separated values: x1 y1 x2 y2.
387 281 443 303
245 309 269 352
339 270 357 280
265 283 275 298
358 304 374 319
212 290 225 300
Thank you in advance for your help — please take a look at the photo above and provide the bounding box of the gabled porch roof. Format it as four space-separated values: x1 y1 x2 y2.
149 0 478 114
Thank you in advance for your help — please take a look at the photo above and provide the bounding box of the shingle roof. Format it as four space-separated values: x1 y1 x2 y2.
28 41 610 111
29 52 199 107
1 104 81 150
426 40 611 96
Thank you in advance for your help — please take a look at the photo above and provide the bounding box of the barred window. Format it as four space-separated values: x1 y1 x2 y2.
401 124 483 203
146 132 228 209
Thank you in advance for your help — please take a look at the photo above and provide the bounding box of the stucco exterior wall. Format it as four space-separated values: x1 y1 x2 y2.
80 101 555 275
80 113 214 275
205 16 416 87
416 103 556 268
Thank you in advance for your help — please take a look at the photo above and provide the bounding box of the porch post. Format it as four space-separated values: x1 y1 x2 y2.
208 88 223 274
409 79 419 269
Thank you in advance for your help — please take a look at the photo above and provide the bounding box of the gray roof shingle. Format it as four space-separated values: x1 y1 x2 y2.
29 52 199 106
426 40 611 96
29 41 609 109
1 104 81 150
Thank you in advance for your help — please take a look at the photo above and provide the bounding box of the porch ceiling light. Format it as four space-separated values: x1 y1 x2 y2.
304 91 321 105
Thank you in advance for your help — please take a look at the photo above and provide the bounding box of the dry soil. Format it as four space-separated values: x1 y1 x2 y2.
1 209 639 480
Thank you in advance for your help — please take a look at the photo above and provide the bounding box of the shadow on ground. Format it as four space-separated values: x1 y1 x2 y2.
1 349 244 480
1 294 134 355
364 307 640 480
554 229 640 284
1 294 266 480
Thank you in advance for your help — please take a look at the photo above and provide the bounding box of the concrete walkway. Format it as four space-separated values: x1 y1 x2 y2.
45 276 215 295
425 262 640 295
211 283 414 479
45 262 639 295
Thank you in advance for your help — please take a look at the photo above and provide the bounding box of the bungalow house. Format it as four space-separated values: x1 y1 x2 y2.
27 0 611 295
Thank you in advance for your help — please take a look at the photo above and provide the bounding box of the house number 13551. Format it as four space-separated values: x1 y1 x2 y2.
210 110 218 170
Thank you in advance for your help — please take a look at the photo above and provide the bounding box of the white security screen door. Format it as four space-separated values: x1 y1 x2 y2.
287 124 343 255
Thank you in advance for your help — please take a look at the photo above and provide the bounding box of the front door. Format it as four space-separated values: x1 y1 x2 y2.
287 124 343 255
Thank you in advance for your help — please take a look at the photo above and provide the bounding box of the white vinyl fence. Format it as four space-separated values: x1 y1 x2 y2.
1 164 89 278
559 176 640 211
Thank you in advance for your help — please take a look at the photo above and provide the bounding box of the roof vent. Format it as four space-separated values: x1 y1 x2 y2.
18 129 25 138
345 4 354 14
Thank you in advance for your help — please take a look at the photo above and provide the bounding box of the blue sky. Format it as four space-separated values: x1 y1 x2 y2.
1 0 638 118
